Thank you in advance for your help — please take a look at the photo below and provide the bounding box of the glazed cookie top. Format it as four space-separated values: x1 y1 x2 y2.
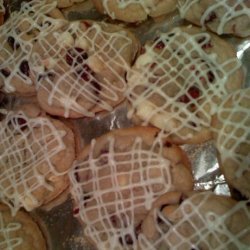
92 0 178 22
0 109 75 215
211 88 250 198
0 0 66 95
140 191 250 250
178 0 250 37
126 26 243 144
32 20 139 118
0 204 47 250
69 127 193 249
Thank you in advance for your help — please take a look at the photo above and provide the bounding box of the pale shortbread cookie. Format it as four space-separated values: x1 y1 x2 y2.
0 204 47 250
0 0 66 96
178 0 250 38
212 89 250 198
92 0 178 23
31 20 140 118
0 107 75 215
140 191 250 250
69 126 193 250
126 26 243 144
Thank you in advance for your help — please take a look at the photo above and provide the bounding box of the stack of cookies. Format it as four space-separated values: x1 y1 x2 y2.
0 0 249 249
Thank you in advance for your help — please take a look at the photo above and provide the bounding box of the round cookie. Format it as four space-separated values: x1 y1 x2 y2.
140 191 250 250
0 0 66 96
91 0 178 23
31 20 140 118
0 204 47 250
69 126 193 250
211 89 250 198
178 0 250 38
126 25 243 144
0 107 75 215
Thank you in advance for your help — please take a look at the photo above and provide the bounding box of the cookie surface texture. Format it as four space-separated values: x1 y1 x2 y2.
32 20 140 118
0 110 75 214
69 126 193 249
126 26 243 144
178 0 250 37
212 88 250 198
0 204 47 250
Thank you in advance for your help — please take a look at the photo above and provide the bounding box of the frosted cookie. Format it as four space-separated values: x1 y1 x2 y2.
31 20 140 118
179 0 250 38
0 204 47 250
91 0 178 23
0 107 75 215
0 0 66 96
140 191 250 250
69 127 193 249
211 89 250 198
126 26 243 144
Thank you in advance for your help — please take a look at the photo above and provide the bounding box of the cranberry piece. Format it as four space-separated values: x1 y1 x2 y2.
207 71 215 82
205 11 217 23
80 64 92 81
82 21 91 29
66 47 88 67
110 215 119 227
165 142 172 148
140 47 146 54
179 86 200 103
7 36 20 50
73 207 79 215
155 40 165 49
74 166 80 182
119 234 134 246
91 80 101 95
11 117 27 131
19 60 30 76
135 223 142 238
0 69 10 77
197 37 212 49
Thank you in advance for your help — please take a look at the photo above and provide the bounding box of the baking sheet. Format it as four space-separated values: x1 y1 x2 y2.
1 1 250 249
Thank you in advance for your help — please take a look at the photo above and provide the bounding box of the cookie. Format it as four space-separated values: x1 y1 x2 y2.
0 107 75 215
31 20 140 118
140 191 250 249
179 0 250 38
126 25 243 144
211 89 250 198
92 0 178 23
69 126 193 249
0 204 47 250
0 0 66 96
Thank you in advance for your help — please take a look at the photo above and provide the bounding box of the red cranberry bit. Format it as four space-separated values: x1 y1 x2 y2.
19 60 30 77
7 36 20 50
110 215 119 228
204 11 217 23
80 64 92 81
119 234 134 246
91 80 101 95
155 39 165 49
74 166 80 182
65 47 88 67
82 21 91 29
12 117 27 131
197 37 212 50
134 223 142 238
73 207 79 215
179 86 200 103
0 69 10 77
140 47 146 54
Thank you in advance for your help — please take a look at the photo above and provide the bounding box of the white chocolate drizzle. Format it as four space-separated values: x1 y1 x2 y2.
139 192 250 250
102 0 156 17
126 27 241 141
69 134 173 249
32 21 132 117
179 0 250 36
0 211 22 249
0 0 65 93
212 89 250 178
0 111 66 215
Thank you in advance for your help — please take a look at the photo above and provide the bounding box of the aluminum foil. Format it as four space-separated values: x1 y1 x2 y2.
1 1 250 249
